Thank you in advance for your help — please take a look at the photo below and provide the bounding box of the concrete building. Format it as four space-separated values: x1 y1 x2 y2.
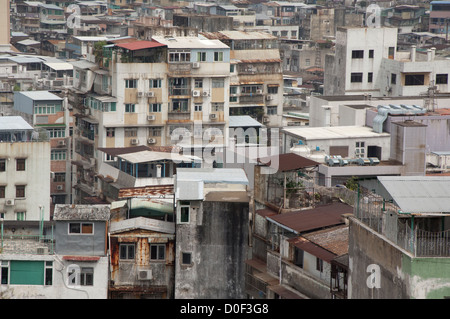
348 176 450 298
108 201 176 299
429 1 450 35
13 91 74 213
174 168 250 298
201 31 284 127
0 0 11 52
0 116 51 221
69 36 230 203
324 26 450 97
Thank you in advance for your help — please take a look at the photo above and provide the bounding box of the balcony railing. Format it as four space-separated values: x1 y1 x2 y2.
1 235 54 255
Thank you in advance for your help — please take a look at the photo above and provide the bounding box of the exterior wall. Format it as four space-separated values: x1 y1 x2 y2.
175 200 249 298
348 216 450 299
55 220 107 256
0 254 109 299
0 0 10 47
0 141 51 221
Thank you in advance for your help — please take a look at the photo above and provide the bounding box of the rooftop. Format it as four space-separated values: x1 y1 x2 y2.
258 152 319 172
229 115 264 127
176 168 249 185
152 36 229 50
0 116 34 131
16 90 63 101
53 204 111 221
282 125 390 140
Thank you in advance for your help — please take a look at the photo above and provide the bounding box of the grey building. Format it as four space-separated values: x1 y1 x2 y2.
174 168 250 298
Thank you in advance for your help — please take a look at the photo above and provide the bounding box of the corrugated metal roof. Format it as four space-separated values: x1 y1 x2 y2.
303 225 348 256
288 236 337 262
176 168 249 185
18 90 63 101
0 116 33 131
116 40 167 51
257 152 319 172
229 115 263 127
282 125 390 140
267 202 352 234
378 176 450 213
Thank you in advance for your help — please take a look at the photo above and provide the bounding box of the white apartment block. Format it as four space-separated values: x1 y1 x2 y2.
0 116 51 221
324 26 450 97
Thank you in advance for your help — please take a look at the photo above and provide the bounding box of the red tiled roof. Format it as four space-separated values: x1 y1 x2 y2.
116 40 166 51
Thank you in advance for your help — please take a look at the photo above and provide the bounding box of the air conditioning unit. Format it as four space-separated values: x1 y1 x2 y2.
56 185 64 191
84 108 91 115
50 172 55 180
137 270 152 280
256 89 263 94
266 95 273 101
147 138 156 144
5 199 14 206
209 113 217 120
263 116 270 123
146 92 155 97
130 138 139 145
137 92 144 98
36 247 48 255
192 90 200 97
202 91 209 97
192 62 200 69
147 115 156 121
57 140 66 146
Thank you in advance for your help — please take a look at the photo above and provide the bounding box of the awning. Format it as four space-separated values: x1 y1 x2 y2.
288 237 336 263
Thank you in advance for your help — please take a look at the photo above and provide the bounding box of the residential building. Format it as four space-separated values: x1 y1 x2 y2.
201 31 284 127
0 0 10 52
108 200 176 299
429 1 450 35
174 168 250 298
14 1 66 36
13 91 73 214
0 116 51 221
324 26 450 97
382 5 426 34
349 176 450 298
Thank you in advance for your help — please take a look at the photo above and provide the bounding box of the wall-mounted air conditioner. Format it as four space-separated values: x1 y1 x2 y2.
56 185 64 191
147 138 156 144
210 113 217 120
5 199 14 206
146 92 155 97
131 138 139 145
192 90 200 97
192 62 200 69
147 115 156 121
137 270 152 280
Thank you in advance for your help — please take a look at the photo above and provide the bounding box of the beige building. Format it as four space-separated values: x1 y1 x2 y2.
0 0 11 51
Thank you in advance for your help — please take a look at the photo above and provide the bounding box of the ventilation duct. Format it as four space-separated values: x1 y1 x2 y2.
372 104 426 133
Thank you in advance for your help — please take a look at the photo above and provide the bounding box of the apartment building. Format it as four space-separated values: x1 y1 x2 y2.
69 35 231 202
13 91 73 214
429 1 450 35
0 116 51 221
324 26 450 97
201 30 284 127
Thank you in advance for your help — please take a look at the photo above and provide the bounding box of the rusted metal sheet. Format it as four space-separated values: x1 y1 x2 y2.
118 185 174 199
257 153 319 172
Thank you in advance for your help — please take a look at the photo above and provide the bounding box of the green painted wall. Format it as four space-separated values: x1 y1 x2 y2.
402 255 450 299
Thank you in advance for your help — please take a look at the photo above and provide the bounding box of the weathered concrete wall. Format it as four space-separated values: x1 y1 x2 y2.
175 200 249 298
55 221 107 256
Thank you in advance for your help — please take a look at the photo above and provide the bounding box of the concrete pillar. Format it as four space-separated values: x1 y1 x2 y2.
156 164 162 178
410 45 416 62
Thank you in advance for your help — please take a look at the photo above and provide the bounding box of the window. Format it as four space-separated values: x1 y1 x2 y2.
268 86 278 94
212 78 224 88
149 79 162 88
181 252 192 265
16 158 26 171
194 78 203 88
369 50 374 58
16 211 25 221
149 127 161 137
106 128 115 138
241 85 262 94
169 50 190 63
150 244 166 261
45 261 53 286
436 74 448 85
267 106 277 115
149 103 162 112
316 258 323 272
230 64 235 73
171 99 189 112
391 73 396 84
212 103 224 112
355 141 365 158
214 51 223 62
194 104 202 112
350 73 363 83
124 128 137 137
69 222 94 234
0 159 5 171
48 128 65 138
125 79 138 88
80 267 93 286
51 150 66 161
305 58 310 66
230 86 238 95
120 244 135 260
125 104 135 113
0 186 5 198
16 185 25 198
405 74 425 86
179 201 190 223
368 72 373 83
197 52 206 62
388 47 395 59
351 50 364 59
1 261 9 285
